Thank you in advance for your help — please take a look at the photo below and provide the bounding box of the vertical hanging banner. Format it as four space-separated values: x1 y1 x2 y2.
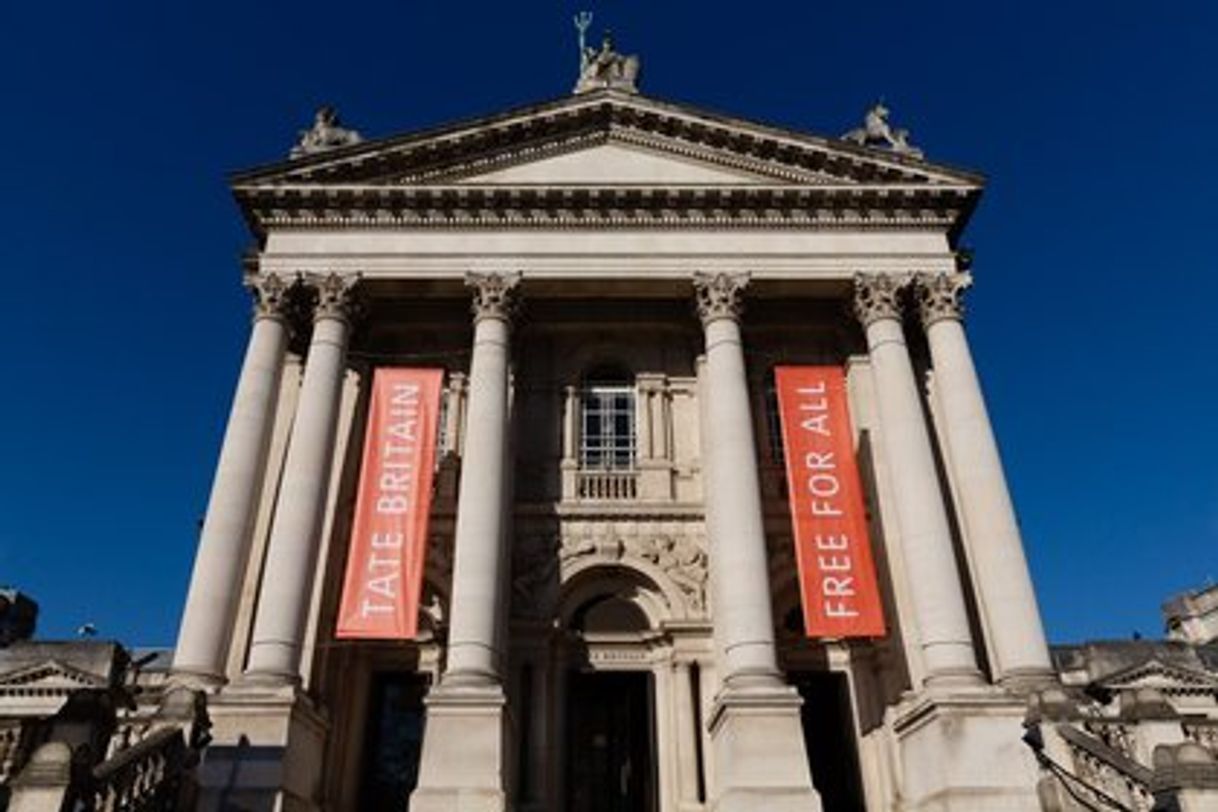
337 368 444 640
775 366 886 638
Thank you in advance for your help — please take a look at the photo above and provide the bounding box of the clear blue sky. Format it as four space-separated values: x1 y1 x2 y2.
1 1 1214 646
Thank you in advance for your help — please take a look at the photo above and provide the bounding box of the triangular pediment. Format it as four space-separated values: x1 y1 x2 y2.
0 659 110 694
233 91 981 190
448 142 792 185
1097 658 1218 694
231 91 983 236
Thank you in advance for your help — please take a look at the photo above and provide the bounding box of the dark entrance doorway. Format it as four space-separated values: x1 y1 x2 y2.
565 671 657 812
791 671 866 811
358 672 428 812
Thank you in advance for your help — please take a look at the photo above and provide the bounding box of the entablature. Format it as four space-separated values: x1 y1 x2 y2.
253 227 957 286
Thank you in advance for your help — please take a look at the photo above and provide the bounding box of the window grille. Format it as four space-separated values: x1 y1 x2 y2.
579 370 636 471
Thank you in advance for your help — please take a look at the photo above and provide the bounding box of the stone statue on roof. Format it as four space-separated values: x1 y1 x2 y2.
842 102 924 159
573 12 640 95
290 105 363 159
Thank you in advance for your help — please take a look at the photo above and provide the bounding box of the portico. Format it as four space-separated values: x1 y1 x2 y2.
170 35 1053 812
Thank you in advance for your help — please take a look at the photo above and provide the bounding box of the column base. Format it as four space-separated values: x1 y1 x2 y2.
409 683 509 812
997 667 1059 695
707 684 823 812
889 686 1040 811
194 682 327 812
166 666 227 692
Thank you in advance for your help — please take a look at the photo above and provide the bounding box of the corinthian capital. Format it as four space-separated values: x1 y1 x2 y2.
852 273 909 327
466 272 522 323
692 272 750 326
915 272 972 328
247 273 293 322
305 272 361 323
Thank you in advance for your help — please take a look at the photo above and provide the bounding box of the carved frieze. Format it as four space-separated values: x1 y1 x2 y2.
509 523 710 621
635 535 708 612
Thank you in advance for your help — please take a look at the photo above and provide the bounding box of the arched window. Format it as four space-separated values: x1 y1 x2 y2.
580 365 636 470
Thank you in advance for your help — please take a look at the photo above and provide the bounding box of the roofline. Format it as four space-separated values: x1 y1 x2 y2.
229 89 985 188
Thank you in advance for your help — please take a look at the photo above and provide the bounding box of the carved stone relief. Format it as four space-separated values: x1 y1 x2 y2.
509 522 709 621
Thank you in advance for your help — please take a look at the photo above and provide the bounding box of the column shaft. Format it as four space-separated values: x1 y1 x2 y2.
444 275 516 684
918 274 1052 685
173 277 290 684
245 275 355 682
855 274 982 686
694 273 781 687
695 273 821 812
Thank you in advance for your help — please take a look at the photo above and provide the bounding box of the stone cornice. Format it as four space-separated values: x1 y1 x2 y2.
231 92 983 240
232 92 982 188
235 184 973 234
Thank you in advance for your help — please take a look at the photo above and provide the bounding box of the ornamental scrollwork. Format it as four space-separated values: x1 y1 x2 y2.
914 272 971 328
466 272 522 323
852 273 909 327
692 271 750 326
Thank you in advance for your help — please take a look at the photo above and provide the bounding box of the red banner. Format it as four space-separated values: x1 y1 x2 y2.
336 368 444 639
775 366 886 638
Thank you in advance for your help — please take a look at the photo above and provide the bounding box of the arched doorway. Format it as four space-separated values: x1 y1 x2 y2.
559 575 665 812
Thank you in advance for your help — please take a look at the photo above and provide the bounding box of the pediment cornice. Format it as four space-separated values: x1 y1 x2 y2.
231 91 982 239
1096 658 1218 696
0 659 110 696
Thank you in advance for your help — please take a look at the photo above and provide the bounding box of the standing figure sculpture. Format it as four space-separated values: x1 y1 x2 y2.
842 102 924 159
573 12 640 95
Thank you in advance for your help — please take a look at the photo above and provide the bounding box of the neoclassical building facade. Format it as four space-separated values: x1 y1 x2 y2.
168 43 1058 812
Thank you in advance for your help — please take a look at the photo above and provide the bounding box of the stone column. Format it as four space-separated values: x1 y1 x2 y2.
411 272 519 812
915 273 1053 687
853 273 983 687
244 273 358 683
173 274 292 686
694 272 782 686
693 272 821 812
443 271 519 685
